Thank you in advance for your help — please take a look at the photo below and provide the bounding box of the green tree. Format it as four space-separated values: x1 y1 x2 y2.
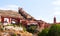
38 28 49 36
47 24 60 36
27 24 37 34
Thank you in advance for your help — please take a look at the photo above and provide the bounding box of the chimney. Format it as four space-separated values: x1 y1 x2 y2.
54 16 56 24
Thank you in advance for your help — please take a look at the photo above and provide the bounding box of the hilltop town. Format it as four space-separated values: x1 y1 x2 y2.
0 7 59 36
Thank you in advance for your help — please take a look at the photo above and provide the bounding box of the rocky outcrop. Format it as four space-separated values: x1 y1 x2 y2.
0 25 33 36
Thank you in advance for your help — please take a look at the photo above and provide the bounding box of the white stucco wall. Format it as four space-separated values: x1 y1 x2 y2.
3 18 9 25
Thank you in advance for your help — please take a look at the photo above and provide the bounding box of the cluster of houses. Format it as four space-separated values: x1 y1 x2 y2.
0 7 60 36
0 7 51 30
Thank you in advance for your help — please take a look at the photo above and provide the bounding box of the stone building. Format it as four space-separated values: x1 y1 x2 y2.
0 7 50 30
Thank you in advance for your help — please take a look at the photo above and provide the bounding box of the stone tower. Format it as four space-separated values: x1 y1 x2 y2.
54 16 56 24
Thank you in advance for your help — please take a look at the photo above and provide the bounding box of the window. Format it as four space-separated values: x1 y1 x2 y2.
4 18 9 23
11 19 16 24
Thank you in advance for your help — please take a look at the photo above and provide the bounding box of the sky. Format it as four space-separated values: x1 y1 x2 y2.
0 0 60 23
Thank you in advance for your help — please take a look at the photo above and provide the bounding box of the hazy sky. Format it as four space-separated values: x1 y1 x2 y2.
0 0 60 23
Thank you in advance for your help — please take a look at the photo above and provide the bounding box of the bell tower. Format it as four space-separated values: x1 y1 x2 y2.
54 16 56 24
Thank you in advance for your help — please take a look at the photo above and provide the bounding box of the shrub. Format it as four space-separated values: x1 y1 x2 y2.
23 27 26 31
10 32 16 36
26 24 37 34
38 28 49 36
47 24 60 36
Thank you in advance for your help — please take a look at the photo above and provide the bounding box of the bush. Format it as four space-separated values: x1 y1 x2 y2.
38 28 49 36
47 24 60 36
0 27 4 31
10 32 16 36
23 27 26 31
26 24 37 34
